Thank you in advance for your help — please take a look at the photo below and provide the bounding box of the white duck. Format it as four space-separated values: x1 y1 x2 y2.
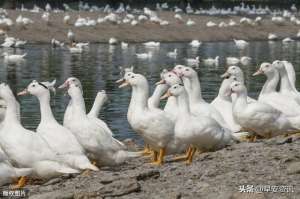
59 79 140 166
226 57 240 65
185 56 200 66
156 69 183 122
230 81 299 138
167 49 177 58
0 146 33 187
18 80 98 172
118 73 174 165
189 40 201 47
0 83 78 184
240 56 252 66
67 29 75 42
253 62 300 117
87 90 108 118
202 56 219 66
173 65 230 131
143 41 160 47
221 65 256 103
268 33 278 40
68 46 83 53
211 76 242 132
272 60 300 105
60 77 105 126
161 84 235 164
186 18 195 26
233 39 249 49
136 52 153 59
2 52 26 65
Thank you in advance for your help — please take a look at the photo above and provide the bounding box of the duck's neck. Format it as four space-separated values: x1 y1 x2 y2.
130 83 149 112
176 91 190 116
186 75 204 104
279 68 295 92
148 84 168 108
233 91 248 111
37 92 57 124
260 71 279 96
89 96 105 117
217 80 231 101
4 96 21 125
70 93 86 116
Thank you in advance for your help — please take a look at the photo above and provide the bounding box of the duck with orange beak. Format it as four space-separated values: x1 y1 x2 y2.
117 72 174 166
160 84 235 165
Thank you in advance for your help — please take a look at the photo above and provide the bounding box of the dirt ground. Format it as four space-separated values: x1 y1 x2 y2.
2 10 300 43
2 136 299 199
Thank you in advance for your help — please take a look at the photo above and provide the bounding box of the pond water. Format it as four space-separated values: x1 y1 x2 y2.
1 41 300 143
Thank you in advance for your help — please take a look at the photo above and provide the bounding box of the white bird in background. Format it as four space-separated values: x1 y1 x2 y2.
2 52 26 65
42 12 50 24
167 49 177 58
136 52 153 59
186 18 195 26
109 37 118 45
63 15 71 25
174 14 183 23
121 42 128 49
186 56 200 66
233 39 249 49
268 33 278 40
189 40 202 47
67 30 75 42
203 56 219 66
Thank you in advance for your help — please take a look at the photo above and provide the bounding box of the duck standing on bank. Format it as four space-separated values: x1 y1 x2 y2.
18 80 99 172
59 78 141 166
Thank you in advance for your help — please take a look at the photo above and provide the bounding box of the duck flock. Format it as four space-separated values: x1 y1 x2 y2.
1 1 300 189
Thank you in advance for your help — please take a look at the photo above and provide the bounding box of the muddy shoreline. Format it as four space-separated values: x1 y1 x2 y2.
2 136 299 199
1 10 300 44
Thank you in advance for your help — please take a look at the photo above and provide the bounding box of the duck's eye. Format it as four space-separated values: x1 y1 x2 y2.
225 76 229 79
233 78 237 81
266 65 269 67
131 76 135 78
235 84 238 86
178 66 182 69
32 84 36 87
127 74 130 76
72 79 75 82
174 86 177 89
168 75 171 77
185 68 189 71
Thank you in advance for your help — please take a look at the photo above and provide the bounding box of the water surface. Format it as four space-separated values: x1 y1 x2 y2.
1 41 300 143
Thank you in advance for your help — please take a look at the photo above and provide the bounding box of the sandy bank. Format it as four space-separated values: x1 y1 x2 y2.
2 136 299 198
1 10 300 43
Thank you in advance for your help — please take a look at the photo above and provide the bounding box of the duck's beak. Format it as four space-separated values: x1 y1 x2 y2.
115 78 124 83
220 72 230 78
252 69 263 76
155 79 166 85
118 79 130 88
17 88 29 96
160 90 172 100
58 81 69 89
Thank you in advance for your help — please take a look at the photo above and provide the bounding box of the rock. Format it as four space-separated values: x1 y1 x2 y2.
276 137 293 145
136 170 160 181
287 162 300 175
98 179 140 197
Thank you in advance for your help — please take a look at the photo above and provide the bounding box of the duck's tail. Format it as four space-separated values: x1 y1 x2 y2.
21 53 27 58
112 150 142 164
69 155 99 171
